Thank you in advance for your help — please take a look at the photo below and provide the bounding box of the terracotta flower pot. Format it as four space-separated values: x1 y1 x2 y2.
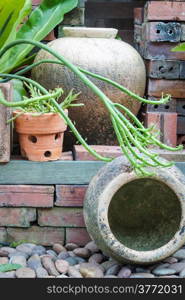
13 111 68 162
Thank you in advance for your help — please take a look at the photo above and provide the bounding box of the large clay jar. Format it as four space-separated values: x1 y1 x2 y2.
32 27 146 145
84 156 185 264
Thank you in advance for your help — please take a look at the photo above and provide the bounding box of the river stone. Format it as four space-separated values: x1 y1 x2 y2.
101 260 117 271
46 250 57 258
173 249 185 260
130 273 155 278
16 243 35 255
55 259 69 274
169 262 185 273
179 268 185 277
89 253 104 264
85 241 99 254
31 245 46 256
68 266 83 278
27 254 42 270
0 250 9 257
68 251 76 257
104 275 118 278
158 275 179 278
73 248 91 259
65 243 78 251
16 267 36 278
152 268 176 276
58 252 70 260
0 257 9 264
36 267 49 278
135 267 151 273
9 255 27 267
57 274 69 278
0 271 16 278
79 263 104 278
153 263 170 270
9 251 29 259
1 247 16 254
118 267 132 278
163 257 178 264
41 256 59 276
105 264 121 276
65 257 78 266
53 243 66 254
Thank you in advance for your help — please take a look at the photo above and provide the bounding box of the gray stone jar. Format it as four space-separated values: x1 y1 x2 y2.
84 156 185 264
32 27 146 145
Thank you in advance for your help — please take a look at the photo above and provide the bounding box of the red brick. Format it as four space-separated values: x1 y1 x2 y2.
38 207 85 227
7 226 65 246
43 30 56 41
0 82 12 163
60 151 73 161
0 185 54 207
0 208 36 227
0 228 7 242
177 116 185 134
55 185 88 207
177 135 185 147
65 228 91 246
147 79 185 98
134 7 144 25
74 145 122 161
145 1 185 21
141 42 185 60
145 112 177 147
143 22 181 42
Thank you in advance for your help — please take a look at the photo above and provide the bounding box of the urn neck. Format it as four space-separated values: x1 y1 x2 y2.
62 27 118 39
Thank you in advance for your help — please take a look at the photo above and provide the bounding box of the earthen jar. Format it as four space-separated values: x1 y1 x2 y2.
13 111 67 161
84 156 185 264
31 27 146 145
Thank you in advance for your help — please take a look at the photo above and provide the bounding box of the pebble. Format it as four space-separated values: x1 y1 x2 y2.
130 273 155 278
169 262 185 273
1 247 16 254
46 250 57 259
179 268 185 278
0 271 16 278
73 256 86 264
104 275 118 278
73 248 90 258
163 257 178 264
118 267 132 278
0 250 9 257
152 268 176 276
68 266 83 278
173 249 185 260
135 267 151 273
9 251 29 259
57 274 69 278
55 260 69 274
65 243 78 251
53 244 67 254
16 243 35 256
153 263 170 270
0 257 9 264
31 245 46 256
9 255 27 268
27 255 42 270
65 257 78 266
105 264 121 276
68 251 76 257
79 263 104 278
101 260 117 271
85 241 99 254
36 267 49 278
58 252 70 260
89 253 104 264
16 267 36 278
41 256 59 276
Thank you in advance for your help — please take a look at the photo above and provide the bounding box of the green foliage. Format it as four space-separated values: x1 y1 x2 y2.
9 240 36 248
0 264 22 272
172 43 185 52
0 0 78 73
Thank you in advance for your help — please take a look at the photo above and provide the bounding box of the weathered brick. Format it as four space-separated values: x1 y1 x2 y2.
55 185 88 207
144 1 185 21
7 226 65 246
62 7 84 25
0 185 54 207
177 99 185 116
146 60 180 79
43 30 55 41
134 24 142 50
60 151 73 161
177 135 185 147
65 228 91 246
0 228 7 242
177 116 185 134
143 22 181 43
134 7 144 25
0 82 12 163
179 61 185 79
144 97 176 113
74 145 122 161
141 42 185 60
38 207 85 227
147 79 185 98
181 24 185 41
0 208 36 227
145 112 177 147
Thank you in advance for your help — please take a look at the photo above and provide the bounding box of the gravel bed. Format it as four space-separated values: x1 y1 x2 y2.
0 241 185 278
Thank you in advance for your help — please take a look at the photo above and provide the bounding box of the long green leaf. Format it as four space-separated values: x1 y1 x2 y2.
0 263 22 273
0 0 78 73
172 43 185 52
0 0 31 49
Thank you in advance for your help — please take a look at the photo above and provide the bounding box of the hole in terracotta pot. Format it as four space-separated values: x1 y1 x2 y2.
28 135 37 143
108 178 181 251
55 133 61 140
44 151 52 157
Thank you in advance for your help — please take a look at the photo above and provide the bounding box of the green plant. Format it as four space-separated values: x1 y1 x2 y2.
0 39 183 176
0 0 78 74
0 263 22 272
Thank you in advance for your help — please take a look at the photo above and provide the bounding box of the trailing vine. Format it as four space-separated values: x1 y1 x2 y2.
0 39 183 176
